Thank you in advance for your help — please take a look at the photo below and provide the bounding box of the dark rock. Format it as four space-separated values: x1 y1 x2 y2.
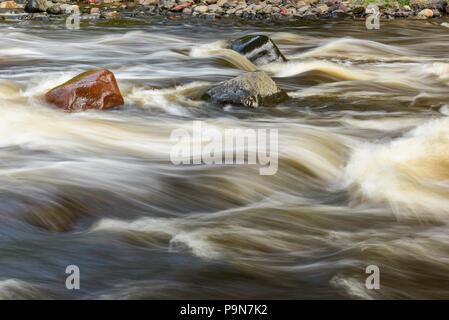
352 5 366 15
24 0 42 12
428 0 447 11
331 9 348 18
303 13 318 18
45 70 124 112
230 35 287 66
205 71 289 108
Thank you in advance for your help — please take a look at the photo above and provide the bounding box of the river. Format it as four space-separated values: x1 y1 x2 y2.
0 17 449 299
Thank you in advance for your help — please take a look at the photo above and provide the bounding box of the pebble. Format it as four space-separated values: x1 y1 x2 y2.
18 0 449 21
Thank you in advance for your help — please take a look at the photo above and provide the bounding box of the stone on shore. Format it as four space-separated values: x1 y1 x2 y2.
170 2 190 12
417 8 433 18
194 5 209 13
25 0 45 12
105 10 120 19
409 0 430 10
138 0 158 5
230 35 287 66
205 71 289 108
0 1 18 8
47 4 62 14
44 70 124 112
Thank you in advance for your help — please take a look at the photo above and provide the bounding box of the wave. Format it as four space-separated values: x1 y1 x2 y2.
341 117 449 219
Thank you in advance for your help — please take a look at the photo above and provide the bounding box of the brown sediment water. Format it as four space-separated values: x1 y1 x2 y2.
0 18 449 299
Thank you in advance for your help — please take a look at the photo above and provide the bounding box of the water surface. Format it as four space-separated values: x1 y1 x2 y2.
0 17 449 299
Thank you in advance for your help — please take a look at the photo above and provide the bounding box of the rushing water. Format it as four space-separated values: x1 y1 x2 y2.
0 17 449 299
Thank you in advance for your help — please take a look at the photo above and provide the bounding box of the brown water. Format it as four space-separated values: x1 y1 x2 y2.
0 17 449 299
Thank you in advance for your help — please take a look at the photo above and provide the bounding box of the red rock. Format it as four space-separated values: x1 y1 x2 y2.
170 2 190 12
280 7 288 15
45 70 124 112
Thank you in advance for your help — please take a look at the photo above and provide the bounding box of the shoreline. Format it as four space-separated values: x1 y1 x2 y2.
1 0 449 23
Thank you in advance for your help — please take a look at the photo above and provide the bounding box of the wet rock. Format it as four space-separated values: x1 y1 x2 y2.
182 7 192 14
208 4 220 12
90 7 100 14
25 0 45 12
44 70 124 112
230 35 287 66
0 1 18 8
105 10 120 19
352 5 366 15
297 5 309 14
194 4 208 13
47 4 62 14
428 0 447 11
205 71 289 108
417 8 433 18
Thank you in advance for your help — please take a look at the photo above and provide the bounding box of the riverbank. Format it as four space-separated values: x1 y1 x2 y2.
1 0 449 23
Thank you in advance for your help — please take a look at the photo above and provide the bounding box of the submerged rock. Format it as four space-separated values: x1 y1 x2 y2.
44 70 124 112
205 71 289 108
229 35 287 66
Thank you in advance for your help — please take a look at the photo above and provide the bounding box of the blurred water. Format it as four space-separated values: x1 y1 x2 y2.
0 18 449 299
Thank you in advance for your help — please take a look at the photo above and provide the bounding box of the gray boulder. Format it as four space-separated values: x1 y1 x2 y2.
47 4 62 14
205 71 289 108
24 0 42 13
25 0 52 13
229 35 287 66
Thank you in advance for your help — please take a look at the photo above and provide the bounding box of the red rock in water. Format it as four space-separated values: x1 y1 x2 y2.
44 70 124 112
170 2 190 12
280 7 288 15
